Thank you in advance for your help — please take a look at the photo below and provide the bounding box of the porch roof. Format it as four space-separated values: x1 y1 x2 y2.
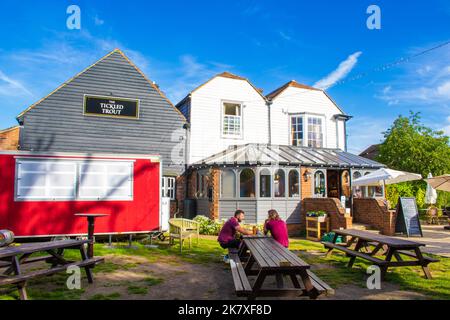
192 144 385 169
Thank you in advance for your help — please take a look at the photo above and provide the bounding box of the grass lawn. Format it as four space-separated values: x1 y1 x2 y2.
0 236 449 300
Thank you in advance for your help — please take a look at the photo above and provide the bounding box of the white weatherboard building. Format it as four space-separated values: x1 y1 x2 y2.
176 72 384 224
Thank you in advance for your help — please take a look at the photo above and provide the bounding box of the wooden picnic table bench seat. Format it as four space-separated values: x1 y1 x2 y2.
0 257 104 286
306 270 335 296
322 242 389 266
228 250 252 297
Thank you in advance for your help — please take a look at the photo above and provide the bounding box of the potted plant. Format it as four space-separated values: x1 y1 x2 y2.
316 211 328 222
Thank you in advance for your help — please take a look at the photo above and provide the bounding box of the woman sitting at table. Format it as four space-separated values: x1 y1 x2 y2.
264 209 289 248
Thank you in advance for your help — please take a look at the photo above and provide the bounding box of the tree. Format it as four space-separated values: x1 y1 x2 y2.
377 112 450 177
377 112 450 209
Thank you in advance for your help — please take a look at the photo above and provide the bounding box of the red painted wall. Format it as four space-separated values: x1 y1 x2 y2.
0 153 160 237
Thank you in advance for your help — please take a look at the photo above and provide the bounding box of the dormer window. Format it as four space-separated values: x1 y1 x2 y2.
290 114 325 148
222 102 242 138
291 116 304 146
307 116 323 148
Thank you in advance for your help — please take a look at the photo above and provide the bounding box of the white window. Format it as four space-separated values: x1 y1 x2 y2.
162 177 176 200
223 102 242 137
290 114 325 148
16 161 77 200
16 159 133 201
221 170 236 198
307 117 323 148
291 116 304 146
78 162 133 200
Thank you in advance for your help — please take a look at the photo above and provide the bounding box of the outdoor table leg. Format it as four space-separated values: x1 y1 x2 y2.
414 247 433 279
79 245 94 283
289 272 303 289
11 256 27 300
381 247 395 280
348 239 365 268
249 269 267 300
370 243 384 256
275 273 284 288
298 269 318 299
244 254 256 274
3 253 31 276
326 232 339 257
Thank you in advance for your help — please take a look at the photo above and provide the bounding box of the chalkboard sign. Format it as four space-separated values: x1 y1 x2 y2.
395 197 423 237
84 95 139 119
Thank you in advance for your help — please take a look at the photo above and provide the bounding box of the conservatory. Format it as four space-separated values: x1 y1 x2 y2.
188 144 385 225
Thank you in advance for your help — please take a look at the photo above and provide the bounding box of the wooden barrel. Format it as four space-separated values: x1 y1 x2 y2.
0 230 14 247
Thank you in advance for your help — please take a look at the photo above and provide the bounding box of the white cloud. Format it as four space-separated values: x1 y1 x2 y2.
376 43 450 106
279 31 292 41
159 55 234 103
437 80 450 98
0 69 33 97
314 51 362 90
94 15 104 26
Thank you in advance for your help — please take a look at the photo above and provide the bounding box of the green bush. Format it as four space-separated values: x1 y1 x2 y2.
386 182 450 210
193 215 224 235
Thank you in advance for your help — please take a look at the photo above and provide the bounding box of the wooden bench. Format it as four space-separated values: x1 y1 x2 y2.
0 257 104 286
169 218 200 253
228 251 252 297
323 242 389 266
306 270 335 296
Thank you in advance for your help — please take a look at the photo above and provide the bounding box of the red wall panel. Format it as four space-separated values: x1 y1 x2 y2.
0 153 160 237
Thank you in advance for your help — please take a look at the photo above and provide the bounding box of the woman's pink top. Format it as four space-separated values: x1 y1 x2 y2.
265 219 289 248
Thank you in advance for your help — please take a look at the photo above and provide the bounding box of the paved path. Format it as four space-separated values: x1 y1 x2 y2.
398 225 450 257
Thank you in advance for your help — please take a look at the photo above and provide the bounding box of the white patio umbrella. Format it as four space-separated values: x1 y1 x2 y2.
426 174 450 192
352 168 423 187
425 173 437 204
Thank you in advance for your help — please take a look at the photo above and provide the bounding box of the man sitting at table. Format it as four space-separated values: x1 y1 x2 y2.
264 209 289 248
218 209 253 249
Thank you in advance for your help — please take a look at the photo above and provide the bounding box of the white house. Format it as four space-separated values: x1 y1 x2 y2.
267 80 350 151
176 72 269 165
175 73 384 223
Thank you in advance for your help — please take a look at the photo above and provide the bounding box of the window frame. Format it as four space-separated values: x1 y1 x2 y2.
307 116 324 148
290 115 304 147
221 100 244 139
238 168 256 199
289 113 326 148
259 168 272 198
273 169 286 198
162 176 176 200
220 169 237 199
288 169 301 198
15 159 134 202
312 169 327 198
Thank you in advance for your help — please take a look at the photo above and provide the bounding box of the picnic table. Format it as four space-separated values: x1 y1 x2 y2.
322 229 439 280
229 235 334 300
0 239 104 300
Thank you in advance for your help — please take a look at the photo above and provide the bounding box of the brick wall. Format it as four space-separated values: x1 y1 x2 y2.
301 198 352 231
175 174 186 216
209 168 220 220
0 127 20 150
353 198 397 235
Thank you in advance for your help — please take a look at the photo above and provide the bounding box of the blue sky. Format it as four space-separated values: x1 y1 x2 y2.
0 0 449 153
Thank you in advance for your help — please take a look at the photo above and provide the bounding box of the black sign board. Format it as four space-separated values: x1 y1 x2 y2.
395 197 423 237
84 95 139 119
